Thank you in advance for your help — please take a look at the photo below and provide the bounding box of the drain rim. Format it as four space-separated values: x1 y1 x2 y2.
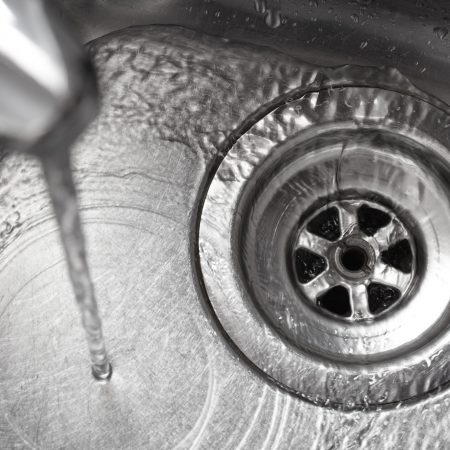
198 86 450 407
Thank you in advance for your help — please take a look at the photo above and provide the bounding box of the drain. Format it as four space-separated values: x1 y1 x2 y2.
199 86 450 408
340 246 366 272
293 199 416 320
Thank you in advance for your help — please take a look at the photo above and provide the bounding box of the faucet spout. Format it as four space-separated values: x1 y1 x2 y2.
0 0 98 154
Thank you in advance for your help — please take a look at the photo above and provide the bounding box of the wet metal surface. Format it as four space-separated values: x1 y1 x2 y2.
1 26 450 449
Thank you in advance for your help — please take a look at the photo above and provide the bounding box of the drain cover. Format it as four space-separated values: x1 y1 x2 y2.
294 199 416 321
198 86 450 408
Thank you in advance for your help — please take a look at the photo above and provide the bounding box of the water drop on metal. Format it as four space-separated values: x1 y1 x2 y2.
434 26 448 40
265 8 282 28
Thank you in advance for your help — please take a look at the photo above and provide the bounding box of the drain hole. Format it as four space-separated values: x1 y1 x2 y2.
368 282 401 314
294 248 327 283
357 204 391 236
340 246 367 272
306 206 341 241
317 286 351 317
381 239 413 273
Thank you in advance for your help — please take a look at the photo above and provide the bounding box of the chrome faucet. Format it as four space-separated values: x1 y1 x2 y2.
0 0 98 155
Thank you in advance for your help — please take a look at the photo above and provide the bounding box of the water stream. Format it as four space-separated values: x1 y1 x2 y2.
40 151 111 380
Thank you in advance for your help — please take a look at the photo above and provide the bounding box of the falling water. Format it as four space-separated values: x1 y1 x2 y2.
40 151 111 380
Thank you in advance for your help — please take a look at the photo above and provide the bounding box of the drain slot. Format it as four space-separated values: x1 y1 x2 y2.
358 204 391 236
306 206 341 241
368 282 402 314
381 239 413 274
294 248 327 284
317 286 351 317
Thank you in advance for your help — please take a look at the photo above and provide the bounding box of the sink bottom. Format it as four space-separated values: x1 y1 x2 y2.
0 25 449 449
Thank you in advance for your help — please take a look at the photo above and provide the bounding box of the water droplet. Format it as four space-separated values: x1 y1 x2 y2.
265 9 282 29
345 399 355 409
254 0 267 14
2 221 12 234
434 26 448 40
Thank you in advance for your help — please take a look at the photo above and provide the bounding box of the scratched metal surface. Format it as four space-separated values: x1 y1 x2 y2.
0 26 449 449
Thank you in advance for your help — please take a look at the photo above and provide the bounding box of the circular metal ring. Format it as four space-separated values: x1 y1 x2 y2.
198 86 450 408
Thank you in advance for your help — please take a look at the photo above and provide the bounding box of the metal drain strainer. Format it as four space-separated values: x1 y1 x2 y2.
294 199 416 321
198 86 450 408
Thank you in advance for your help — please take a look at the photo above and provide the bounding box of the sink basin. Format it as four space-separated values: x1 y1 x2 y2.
1 1 450 448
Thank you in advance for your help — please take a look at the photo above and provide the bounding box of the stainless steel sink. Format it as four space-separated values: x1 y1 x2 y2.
1 1 450 448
